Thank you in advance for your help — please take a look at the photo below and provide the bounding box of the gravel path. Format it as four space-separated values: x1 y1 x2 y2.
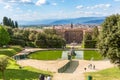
17 59 114 80
16 48 114 80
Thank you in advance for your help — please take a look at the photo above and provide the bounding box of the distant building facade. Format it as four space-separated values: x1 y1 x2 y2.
53 24 96 44
64 29 83 43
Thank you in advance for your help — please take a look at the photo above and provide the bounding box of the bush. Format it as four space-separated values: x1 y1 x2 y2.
9 39 25 47
35 40 47 48
26 42 36 47
84 40 97 48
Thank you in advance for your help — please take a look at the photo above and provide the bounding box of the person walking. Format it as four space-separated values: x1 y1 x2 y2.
46 75 51 80
39 74 45 80
93 65 95 70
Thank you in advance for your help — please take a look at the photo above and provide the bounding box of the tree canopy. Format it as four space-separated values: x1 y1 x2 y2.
0 56 8 80
3 16 18 28
98 14 120 67
0 25 10 46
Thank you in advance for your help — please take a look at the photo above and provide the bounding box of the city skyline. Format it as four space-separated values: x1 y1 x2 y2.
0 0 120 21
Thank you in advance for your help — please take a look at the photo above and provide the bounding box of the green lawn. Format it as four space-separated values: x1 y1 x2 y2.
0 55 52 80
28 50 62 60
84 50 103 60
0 46 22 57
85 67 120 80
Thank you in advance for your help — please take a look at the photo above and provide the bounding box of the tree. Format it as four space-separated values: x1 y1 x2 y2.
8 18 12 27
11 20 15 28
3 17 9 26
44 29 56 35
3 17 18 28
29 33 36 41
0 25 10 46
84 33 92 41
70 23 73 28
0 56 8 80
98 14 120 67
92 26 99 40
15 21 18 28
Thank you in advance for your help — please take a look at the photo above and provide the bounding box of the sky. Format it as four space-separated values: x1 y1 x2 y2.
0 0 120 22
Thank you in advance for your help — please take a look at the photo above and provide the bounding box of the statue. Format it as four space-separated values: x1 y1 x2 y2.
67 47 76 60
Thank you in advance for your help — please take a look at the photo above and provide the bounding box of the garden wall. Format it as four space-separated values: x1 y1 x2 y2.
58 61 71 73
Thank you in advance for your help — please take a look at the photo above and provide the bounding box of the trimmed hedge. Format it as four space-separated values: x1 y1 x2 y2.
35 40 65 48
26 42 36 47
9 39 25 47
35 40 47 48
84 40 97 48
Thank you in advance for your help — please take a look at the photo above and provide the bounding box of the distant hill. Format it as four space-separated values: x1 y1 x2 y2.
83 19 104 24
19 17 105 25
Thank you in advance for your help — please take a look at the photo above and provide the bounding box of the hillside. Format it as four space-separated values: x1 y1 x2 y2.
19 17 105 25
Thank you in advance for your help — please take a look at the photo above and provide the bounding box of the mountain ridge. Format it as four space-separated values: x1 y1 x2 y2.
19 17 105 25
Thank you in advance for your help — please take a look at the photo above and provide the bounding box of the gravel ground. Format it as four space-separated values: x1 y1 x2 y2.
17 59 114 80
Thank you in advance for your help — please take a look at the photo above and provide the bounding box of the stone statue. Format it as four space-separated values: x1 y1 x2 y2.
67 47 76 60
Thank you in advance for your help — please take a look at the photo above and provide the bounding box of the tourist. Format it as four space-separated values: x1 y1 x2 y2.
84 67 87 71
46 75 51 80
88 64 92 69
93 65 95 70
39 74 45 80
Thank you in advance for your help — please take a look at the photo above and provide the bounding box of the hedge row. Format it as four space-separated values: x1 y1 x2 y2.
9 39 25 47
9 39 36 47
84 40 97 48
35 40 65 48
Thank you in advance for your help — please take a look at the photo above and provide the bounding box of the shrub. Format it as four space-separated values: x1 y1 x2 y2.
84 40 97 48
26 42 36 47
9 39 25 47
35 40 47 48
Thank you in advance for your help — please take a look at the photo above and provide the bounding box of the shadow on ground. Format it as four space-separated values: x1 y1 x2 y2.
64 60 79 73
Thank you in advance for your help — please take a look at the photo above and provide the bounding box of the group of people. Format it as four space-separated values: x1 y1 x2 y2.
84 64 96 71
39 74 51 80
88 64 95 70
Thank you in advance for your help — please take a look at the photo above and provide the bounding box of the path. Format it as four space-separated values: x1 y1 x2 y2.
17 59 114 80
16 48 114 80
15 48 47 56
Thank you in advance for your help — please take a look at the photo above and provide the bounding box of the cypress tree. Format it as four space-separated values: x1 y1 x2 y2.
15 21 18 28
3 17 9 26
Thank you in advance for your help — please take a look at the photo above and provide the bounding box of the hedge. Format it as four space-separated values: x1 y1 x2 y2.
26 42 36 47
84 40 97 48
9 39 25 47
35 40 65 48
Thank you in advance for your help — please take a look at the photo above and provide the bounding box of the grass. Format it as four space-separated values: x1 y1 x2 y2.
0 55 52 80
28 50 62 60
10 46 23 52
0 46 22 57
84 50 103 60
85 67 120 80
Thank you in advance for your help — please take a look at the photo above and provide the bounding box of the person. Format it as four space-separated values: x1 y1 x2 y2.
93 65 95 70
88 64 92 69
84 67 87 71
39 74 41 80
46 75 51 80
39 74 45 80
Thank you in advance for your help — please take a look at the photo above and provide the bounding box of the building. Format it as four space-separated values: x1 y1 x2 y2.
64 29 83 43
54 24 96 44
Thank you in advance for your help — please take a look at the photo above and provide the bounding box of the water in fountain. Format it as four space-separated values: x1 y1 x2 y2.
61 51 83 60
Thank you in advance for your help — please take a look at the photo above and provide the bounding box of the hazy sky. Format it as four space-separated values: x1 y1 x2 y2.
0 0 120 21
